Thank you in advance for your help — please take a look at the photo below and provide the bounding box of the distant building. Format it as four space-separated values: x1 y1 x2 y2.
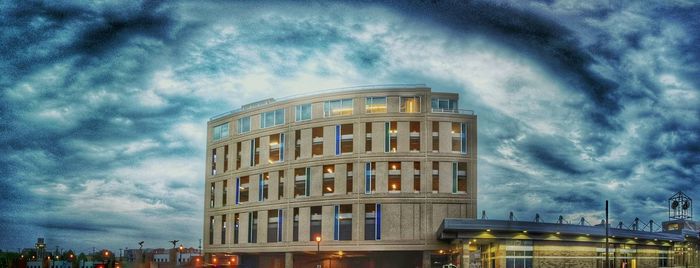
123 248 201 268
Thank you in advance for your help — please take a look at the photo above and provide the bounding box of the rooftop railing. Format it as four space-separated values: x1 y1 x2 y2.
430 108 475 115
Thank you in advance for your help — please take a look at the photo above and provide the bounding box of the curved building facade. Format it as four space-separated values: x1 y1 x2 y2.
204 85 476 267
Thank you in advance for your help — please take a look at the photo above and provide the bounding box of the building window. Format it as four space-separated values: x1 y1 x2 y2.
267 209 282 243
248 211 257 243
222 180 227 206
250 138 260 166
386 121 397 152
336 124 353 155
505 240 532 268
324 99 353 117
347 163 353 194
388 162 401 192
365 122 372 152
365 162 376 194
323 165 335 195
312 127 323 157
234 213 239 244
236 176 249 204
211 149 217 175
293 208 300 241
221 215 227 244
432 121 439 152
259 174 268 201
209 216 214 245
224 145 229 172
295 129 301 160
260 108 285 128
432 162 439 193
236 142 242 169
431 98 457 112
334 204 352 241
409 121 421 152
269 133 284 163
364 204 381 240
452 122 467 153
310 206 322 241
295 103 312 122
294 168 310 197
365 97 387 113
453 162 467 193
278 170 285 199
413 162 421 193
213 123 229 141
400 96 421 113
237 116 250 134
210 182 215 208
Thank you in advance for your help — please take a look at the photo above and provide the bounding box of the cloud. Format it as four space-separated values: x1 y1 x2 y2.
1 0 698 251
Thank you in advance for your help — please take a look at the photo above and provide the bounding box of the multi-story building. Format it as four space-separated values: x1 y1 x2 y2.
203 85 476 268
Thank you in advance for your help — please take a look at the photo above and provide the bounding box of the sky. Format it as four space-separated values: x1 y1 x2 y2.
1 0 699 253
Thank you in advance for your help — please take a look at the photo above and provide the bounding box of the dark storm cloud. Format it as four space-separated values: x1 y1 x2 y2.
387 1 622 122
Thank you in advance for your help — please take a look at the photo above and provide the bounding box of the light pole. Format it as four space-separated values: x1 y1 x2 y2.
178 245 184 266
315 236 322 268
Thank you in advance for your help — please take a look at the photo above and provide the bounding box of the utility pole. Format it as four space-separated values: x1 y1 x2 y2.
605 200 609 268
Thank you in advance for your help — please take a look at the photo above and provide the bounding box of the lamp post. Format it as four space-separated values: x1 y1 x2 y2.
315 236 322 268
178 245 184 266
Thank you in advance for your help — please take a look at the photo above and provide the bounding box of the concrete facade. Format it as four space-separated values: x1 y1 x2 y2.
204 85 476 267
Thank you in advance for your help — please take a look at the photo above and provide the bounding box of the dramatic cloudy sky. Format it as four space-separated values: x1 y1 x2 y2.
2 0 699 252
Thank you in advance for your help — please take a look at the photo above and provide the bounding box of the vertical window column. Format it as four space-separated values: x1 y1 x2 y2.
278 170 285 199
222 180 227 206
323 165 335 195
234 213 239 244
364 204 381 240
334 204 352 241
224 145 229 172
248 211 258 243
209 216 214 245
209 182 215 208
365 162 375 194
346 163 354 194
211 149 217 175
310 206 322 241
221 215 227 244
365 122 372 152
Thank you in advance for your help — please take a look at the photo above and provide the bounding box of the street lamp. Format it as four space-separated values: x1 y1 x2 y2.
178 245 184 266
315 236 321 253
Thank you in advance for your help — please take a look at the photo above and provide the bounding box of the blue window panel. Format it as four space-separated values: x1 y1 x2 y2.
335 125 341 155
461 123 467 154
384 122 390 152
305 167 310 196
278 209 283 241
376 204 382 240
235 177 240 205
334 205 340 240
280 133 285 162
452 162 457 194
365 163 372 194
258 174 264 201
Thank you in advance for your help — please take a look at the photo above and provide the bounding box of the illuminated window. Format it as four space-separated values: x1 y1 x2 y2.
451 122 467 153
269 133 284 163
409 121 420 152
432 121 439 152
323 165 335 195
324 99 353 117
250 138 260 166
221 215 227 244
294 129 301 160
213 123 229 141
260 109 285 128
295 103 312 121
259 174 268 201
388 162 401 192
365 97 387 113
237 116 250 133
293 208 300 241
400 96 421 113
233 213 239 244
210 183 215 208
211 149 217 175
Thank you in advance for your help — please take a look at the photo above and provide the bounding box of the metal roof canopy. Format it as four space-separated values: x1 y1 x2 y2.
437 218 700 243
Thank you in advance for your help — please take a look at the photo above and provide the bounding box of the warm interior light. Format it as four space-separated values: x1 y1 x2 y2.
438 250 444 254
391 184 397 190
316 236 322 242
269 142 278 146
391 165 396 170
326 187 333 192
486 229 491 232
213 258 217 263
327 168 333 173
